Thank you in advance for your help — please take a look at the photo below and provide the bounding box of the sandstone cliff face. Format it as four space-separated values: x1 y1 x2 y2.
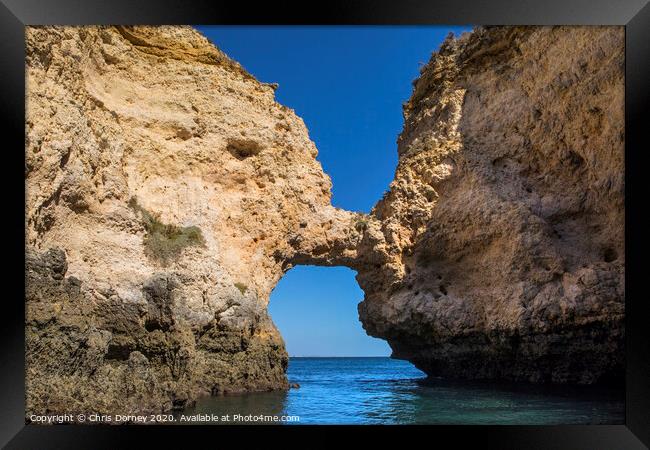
25 25 360 416
357 26 625 384
25 25 624 417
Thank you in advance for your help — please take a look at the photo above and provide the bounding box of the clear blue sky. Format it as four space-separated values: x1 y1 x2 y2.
196 26 472 356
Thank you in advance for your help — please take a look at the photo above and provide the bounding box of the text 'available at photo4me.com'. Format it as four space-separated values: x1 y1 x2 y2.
28 413 301 424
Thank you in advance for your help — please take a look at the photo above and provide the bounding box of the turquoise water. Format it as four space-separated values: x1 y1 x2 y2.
179 357 624 425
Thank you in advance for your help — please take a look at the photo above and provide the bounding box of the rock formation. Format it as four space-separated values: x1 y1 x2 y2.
25 25 624 417
357 26 625 384
25 25 361 417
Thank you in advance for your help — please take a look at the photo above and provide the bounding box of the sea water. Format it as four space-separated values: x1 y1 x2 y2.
178 357 624 425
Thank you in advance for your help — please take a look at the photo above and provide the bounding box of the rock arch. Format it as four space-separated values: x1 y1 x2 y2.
25 25 624 417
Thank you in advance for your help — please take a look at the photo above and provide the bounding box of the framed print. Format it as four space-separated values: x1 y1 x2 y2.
2 0 649 448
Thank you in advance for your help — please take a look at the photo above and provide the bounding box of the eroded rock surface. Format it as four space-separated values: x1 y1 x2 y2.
25 25 361 417
357 26 625 384
25 25 624 417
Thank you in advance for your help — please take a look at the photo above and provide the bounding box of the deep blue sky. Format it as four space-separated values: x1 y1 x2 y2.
196 26 471 356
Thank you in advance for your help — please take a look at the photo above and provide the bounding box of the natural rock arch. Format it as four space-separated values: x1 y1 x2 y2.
25 25 624 417
267 264 383 358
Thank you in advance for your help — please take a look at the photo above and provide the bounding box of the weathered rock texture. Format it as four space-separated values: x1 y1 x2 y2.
357 26 625 384
25 25 361 417
25 25 624 417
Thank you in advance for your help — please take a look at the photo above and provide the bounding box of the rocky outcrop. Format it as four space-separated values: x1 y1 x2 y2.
25 25 624 417
357 26 625 384
25 25 361 417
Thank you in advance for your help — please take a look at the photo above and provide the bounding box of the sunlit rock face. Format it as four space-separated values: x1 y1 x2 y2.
25 25 624 417
25 25 361 416
356 26 625 384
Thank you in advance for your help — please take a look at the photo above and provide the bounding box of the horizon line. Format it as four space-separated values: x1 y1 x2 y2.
289 355 392 358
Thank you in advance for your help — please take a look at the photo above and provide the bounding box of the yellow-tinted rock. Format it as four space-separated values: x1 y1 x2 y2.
357 26 625 384
25 26 362 417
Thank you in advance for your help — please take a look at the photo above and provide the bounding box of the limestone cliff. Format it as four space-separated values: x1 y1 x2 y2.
25 25 624 418
357 26 625 384
25 25 360 416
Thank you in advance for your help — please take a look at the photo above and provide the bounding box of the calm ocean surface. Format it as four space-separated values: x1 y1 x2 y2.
179 357 624 425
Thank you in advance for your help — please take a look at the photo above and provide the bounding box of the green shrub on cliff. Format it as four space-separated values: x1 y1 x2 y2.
234 282 248 295
128 197 205 264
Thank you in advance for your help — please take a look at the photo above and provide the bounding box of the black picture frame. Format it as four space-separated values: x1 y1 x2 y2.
2 1 649 448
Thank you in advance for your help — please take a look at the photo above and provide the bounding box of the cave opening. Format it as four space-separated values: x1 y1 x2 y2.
268 265 390 357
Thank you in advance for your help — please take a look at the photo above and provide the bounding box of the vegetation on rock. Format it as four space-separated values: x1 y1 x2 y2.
128 197 205 265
